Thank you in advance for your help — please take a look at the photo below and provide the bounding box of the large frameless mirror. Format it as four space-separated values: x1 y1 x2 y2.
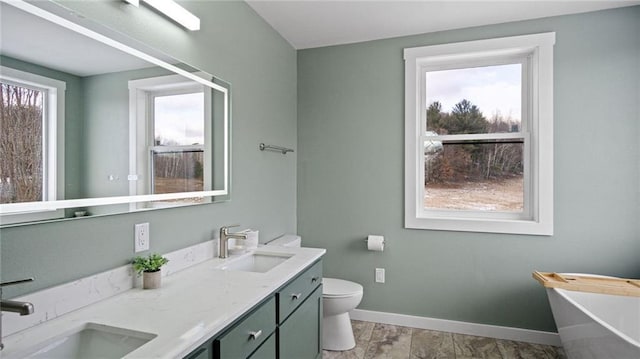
0 0 229 225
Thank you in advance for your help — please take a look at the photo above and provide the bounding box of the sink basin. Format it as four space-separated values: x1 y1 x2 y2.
6 323 155 359
218 251 293 273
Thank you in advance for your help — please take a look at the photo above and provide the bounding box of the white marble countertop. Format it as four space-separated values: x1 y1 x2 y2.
2 246 325 358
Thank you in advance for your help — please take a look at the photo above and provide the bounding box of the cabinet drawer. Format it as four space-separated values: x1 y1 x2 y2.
277 260 322 324
216 297 276 359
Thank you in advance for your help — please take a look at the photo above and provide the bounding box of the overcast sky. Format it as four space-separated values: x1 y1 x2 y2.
426 63 521 122
154 92 204 146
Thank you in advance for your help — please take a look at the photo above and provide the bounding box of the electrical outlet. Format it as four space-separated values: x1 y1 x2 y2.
134 222 150 252
375 268 385 283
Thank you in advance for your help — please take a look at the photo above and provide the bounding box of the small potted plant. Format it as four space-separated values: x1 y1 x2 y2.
132 253 169 289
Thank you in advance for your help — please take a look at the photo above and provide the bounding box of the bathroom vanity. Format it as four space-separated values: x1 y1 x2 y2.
1 246 325 359
186 260 323 359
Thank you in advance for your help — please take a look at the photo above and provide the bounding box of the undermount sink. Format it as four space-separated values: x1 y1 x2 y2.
6 323 156 359
217 251 293 273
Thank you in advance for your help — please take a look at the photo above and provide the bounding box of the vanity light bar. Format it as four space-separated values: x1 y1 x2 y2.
124 0 200 31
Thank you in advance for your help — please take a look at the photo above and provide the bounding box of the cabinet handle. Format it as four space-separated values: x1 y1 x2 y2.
291 293 302 300
248 330 262 340
311 276 320 283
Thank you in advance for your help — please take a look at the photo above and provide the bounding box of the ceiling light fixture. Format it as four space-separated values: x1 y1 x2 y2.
124 0 200 31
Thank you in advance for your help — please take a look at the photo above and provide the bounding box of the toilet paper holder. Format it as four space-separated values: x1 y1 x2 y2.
364 235 385 251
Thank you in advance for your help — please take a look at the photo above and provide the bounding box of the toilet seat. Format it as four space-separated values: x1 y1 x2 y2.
323 278 363 298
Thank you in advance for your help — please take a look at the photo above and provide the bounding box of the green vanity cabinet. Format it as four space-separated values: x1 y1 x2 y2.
183 259 323 359
278 285 323 359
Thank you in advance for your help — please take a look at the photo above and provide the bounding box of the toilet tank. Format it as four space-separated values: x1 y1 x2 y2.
267 234 301 247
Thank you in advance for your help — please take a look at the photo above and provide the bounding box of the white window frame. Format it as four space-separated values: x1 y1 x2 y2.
0 66 65 224
404 33 555 235
128 73 212 209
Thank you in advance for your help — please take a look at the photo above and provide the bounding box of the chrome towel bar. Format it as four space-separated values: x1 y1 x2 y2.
259 143 294 154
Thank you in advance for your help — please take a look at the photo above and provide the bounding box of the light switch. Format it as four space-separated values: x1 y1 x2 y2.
375 268 385 283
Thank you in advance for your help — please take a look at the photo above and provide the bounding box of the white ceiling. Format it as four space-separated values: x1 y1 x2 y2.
247 0 640 49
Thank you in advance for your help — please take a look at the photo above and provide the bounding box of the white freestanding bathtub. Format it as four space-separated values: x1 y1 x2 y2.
546 283 640 359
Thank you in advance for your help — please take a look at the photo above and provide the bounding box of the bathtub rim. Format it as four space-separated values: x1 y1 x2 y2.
549 273 640 349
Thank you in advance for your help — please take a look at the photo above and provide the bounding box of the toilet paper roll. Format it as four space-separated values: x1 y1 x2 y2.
367 235 385 252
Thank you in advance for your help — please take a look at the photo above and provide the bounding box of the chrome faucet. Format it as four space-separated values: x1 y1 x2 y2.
219 225 247 259
1 300 34 316
1 277 35 351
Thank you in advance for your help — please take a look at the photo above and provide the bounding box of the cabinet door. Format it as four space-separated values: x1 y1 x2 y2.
278 285 322 359
248 332 276 359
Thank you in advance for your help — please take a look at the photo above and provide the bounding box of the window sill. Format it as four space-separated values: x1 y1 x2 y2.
405 215 553 236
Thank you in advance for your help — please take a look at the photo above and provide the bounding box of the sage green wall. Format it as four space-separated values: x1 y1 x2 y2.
1 0 297 298
297 6 640 332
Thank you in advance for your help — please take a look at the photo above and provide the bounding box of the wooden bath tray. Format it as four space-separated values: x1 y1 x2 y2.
533 271 640 297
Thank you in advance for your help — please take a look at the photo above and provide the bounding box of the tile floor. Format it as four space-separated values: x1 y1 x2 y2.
323 320 566 359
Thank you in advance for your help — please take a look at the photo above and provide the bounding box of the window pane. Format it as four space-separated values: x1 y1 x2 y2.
424 141 524 212
154 92 204 146
426 64 521 135
0 82 43 203
152 149 204 203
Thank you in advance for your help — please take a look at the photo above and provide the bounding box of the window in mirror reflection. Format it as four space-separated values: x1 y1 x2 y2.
130 73 211 206
0 81 44 203
151 91 204 197
0 66 65 222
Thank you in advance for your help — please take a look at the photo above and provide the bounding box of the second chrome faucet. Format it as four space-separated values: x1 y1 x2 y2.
1 277 35 351
219 225 248 259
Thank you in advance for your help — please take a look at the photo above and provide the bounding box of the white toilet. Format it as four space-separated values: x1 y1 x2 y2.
322 277 364 350
267 235 364 351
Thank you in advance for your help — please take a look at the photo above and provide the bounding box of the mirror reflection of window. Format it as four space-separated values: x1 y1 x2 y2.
129 73 212 207
151 91 205 196
0 66 66 223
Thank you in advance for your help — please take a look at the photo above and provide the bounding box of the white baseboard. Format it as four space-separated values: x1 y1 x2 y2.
350 309 561 347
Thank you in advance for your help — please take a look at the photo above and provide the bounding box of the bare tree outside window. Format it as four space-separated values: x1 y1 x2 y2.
0 82 44 204
152 144 204 194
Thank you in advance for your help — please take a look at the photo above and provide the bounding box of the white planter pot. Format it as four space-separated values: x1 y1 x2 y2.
143 270 161 289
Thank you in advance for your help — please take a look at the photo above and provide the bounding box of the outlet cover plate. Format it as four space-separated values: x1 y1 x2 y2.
134 222 150 252
375 268 385 283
